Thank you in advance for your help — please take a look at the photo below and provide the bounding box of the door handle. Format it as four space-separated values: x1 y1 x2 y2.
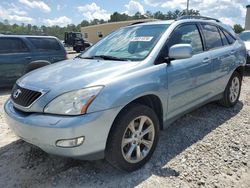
25 57 32 60
202 57 210 63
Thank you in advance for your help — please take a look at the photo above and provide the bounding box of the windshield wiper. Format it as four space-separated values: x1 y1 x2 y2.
75 55 128 61
74 55 94 59
92 55 128 61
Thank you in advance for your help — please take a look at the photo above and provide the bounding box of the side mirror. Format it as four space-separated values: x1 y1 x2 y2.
169 44 193 60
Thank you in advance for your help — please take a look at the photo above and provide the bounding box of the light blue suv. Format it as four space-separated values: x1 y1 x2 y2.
4 16 246 171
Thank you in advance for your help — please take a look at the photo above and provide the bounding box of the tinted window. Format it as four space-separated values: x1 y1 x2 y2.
168 24 203 54
202 24 223 50
0 38 29 54
219 28 229 46
28 37 61 51
223 30 236 44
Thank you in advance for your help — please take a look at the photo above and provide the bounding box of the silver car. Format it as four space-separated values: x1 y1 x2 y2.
4 16 246 171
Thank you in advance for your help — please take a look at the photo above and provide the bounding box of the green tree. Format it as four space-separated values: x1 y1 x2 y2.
233 24 244 34
145 11 153 18
80 20 90 27
153 11 165 20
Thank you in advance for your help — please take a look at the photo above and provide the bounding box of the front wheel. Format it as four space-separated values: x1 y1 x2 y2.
105 104 159 171
219 71 242 107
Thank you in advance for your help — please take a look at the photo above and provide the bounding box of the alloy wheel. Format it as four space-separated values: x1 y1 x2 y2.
121 115 155 163
229 76 240 103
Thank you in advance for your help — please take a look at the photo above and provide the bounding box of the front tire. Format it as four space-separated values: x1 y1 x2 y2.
105 104 159 171
219 71 242 107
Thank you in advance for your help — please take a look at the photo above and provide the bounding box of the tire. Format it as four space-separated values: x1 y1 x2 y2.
75 46 81 53
219 71 242 107
105 103 160 172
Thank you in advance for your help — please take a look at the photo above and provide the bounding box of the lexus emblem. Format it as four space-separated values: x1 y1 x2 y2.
13 89 22 99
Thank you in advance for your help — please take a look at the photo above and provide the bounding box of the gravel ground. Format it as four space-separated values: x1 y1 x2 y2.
0 72 249 188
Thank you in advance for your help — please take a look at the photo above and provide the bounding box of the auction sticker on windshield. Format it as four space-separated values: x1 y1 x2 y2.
131 36 153 42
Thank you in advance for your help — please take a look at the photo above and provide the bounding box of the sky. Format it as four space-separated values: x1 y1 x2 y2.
0 0 249 27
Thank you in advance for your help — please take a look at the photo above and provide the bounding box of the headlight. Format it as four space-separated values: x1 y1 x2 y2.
44 86 103 115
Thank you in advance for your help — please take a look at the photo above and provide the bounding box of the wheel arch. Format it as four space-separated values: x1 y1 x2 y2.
26 60 51 73
235 65 244 79
105 94 164 152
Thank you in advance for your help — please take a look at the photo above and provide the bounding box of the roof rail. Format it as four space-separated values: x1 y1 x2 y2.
177 15 221 23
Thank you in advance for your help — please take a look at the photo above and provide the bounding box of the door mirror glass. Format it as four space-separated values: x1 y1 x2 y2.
169 44 193 60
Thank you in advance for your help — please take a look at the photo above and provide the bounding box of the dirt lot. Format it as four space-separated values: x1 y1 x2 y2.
0 70 249 188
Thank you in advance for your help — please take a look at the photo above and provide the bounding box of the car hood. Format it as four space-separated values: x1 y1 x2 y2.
18 58 140 92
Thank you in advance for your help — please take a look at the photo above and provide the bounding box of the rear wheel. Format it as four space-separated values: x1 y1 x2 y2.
219 71 242 107
105 104 159 171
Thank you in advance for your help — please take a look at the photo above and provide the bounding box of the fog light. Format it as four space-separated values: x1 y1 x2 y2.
56 136 85 148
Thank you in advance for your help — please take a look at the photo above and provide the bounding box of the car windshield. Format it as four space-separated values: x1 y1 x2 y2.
80 24 170 61
239 32 250 42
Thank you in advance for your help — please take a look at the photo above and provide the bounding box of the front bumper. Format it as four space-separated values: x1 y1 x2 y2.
4 99 122 160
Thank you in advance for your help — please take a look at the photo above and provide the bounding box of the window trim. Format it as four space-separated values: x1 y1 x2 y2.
218 28 229 46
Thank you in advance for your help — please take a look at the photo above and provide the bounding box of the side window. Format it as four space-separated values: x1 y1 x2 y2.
28 37 61 51
167 24 203 54
0 38 29 54
222 30 236 44
201 24 223 50
219 28 229 46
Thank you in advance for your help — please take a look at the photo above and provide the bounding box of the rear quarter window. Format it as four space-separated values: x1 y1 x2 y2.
28 37 61 51
219 28 229 46
222 30 236 44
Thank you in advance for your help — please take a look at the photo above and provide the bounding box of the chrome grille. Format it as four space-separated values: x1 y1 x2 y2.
11 84 42 107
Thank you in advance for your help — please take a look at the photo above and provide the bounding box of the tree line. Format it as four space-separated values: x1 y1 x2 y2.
0 9 244 40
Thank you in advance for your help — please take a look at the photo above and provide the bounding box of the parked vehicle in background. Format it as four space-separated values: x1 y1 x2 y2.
64 32 91 53
4 16 246 171
239 31 250 65
0 35 67 88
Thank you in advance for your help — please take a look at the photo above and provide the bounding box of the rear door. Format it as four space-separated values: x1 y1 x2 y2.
166 23 213 119
0 37 31 87
200 24 236 95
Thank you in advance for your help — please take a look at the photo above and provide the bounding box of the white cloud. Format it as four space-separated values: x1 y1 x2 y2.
19 0 51 13
144 0 250 26
77 3 110 21
43 16 72 26
0 5 33 23
125 0 145 15
8 3 27 16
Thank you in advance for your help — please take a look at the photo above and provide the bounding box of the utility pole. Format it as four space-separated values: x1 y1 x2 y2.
187 0 190 15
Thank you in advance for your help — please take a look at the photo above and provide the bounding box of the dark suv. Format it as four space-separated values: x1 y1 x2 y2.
0 35 67 88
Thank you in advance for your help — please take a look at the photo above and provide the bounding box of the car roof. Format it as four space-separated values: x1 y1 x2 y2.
0 35 58 39
130 18 224 27
129 18 235 35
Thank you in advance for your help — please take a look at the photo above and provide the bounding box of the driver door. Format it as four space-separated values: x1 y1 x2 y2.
165 23 213 119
